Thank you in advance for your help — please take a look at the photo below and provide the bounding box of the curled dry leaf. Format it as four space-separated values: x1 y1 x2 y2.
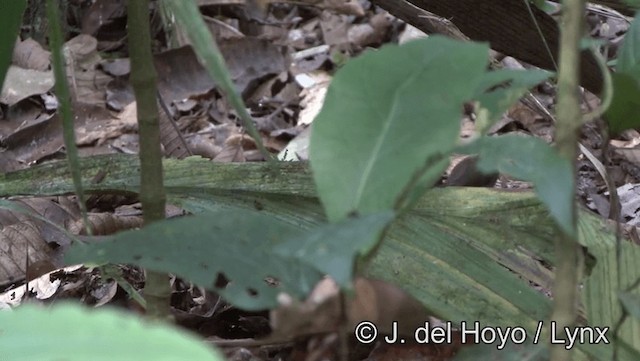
63 34 112 105
214 134 253 162
12 38 51 71
0 66 53 105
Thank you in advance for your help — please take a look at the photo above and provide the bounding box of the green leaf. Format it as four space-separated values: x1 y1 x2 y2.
616 339 640 360
3 156 638 360
576 210 640 360
0 0 26 89
474 69 551 128
275 211 395 287
606 13 640 134
0 303 224 361
367 190 554 329
619 291 640 321
66 209 323 310
310 36 489 222
617 13 640 73
462 135 575 237
164 0 272 162
605 72 640 134
453 342 548 361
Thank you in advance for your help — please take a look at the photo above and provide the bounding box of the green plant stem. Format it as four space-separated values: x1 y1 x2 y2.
127 0 171 320
46 0 91 235
551 1 585 360
163 0 275 164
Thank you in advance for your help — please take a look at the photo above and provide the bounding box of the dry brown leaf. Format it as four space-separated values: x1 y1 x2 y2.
63 34 112 106
12 38 51 71
269 277 431 340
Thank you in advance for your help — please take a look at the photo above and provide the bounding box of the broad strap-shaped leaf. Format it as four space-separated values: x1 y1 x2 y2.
462 134 575 237
67 209 323 310
453 342 548 361
0 303 224 361
619 292 640 321
4 157 640 358
580 212 640 359
275 211 395 287
615 340 640 361
0 154 314 198
310 36 489 222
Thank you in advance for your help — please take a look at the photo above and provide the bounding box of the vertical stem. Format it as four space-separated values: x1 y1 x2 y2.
551 0 585 360
46 0 91 234
164 0 275 164
127 0 171 319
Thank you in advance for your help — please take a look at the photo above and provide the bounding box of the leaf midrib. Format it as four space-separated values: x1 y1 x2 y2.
351 63 431 210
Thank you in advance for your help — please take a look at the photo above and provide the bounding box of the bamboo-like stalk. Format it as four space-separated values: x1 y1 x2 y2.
550 0 585 360
127 0 171 319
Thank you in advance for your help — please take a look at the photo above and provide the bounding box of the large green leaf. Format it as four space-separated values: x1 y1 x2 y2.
580 213 640 359
2 156 640 359
617 12 640 74
606 13 640 134
462 135 575 237
617 339 640 360
66 209 322 310
66 205 394 309
0 303 224 361
605 72 640 134
619 292 640 321
454 342 548 361
275 211 395 287
310 37 489 222
0 0 26 89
